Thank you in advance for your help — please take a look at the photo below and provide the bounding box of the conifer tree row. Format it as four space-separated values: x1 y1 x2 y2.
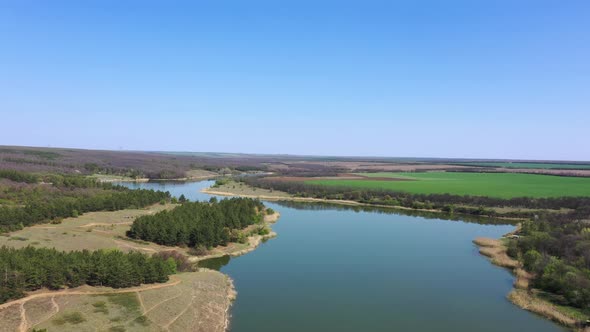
127 197 265 248
0 246 176 304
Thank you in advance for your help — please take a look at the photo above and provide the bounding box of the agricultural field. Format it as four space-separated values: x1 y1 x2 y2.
306 172 590 198
0 271 233 332
455 162 590 169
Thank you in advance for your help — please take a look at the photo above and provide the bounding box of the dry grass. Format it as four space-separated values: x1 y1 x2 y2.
0 204 184 255
473 237 519 269
514 268 532 289
1 271 233 332
185 169 218 179
508 289 579 327
208 180 292 198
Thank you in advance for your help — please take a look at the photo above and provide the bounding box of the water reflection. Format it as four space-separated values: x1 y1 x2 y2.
272 200 516 225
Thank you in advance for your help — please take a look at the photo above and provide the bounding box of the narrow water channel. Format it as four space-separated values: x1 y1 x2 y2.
121 181 566 332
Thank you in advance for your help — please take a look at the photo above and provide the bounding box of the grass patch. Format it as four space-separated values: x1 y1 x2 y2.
109 326 126 332
308 172 590 198
92 301 109 314
8 236 28 241
52 312 86 325
106 293 140 312
134 315 150 326
454 162 590 170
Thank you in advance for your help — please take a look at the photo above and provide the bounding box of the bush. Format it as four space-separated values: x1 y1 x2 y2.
523 250 542 272
188 245 209 256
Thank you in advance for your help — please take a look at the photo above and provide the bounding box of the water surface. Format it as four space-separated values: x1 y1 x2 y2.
122 180 566 332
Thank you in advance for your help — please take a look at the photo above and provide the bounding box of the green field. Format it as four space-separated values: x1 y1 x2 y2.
455 162 590 169
306 172 590 198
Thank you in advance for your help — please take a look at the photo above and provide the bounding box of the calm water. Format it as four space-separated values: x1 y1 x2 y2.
121 181 566 332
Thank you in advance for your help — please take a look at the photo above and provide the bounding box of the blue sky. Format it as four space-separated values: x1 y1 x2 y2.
1 1 588 160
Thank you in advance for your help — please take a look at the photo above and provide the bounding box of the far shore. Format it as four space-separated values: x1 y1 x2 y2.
201 187 525 222
97 175 217 183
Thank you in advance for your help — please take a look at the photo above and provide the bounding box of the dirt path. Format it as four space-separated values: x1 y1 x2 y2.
162 282 197 331
0 276 182 311
1 276 183 332
18 302 27 332
114 239 157 253
79 222 133 228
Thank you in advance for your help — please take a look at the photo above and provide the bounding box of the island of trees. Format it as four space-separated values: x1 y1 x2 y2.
127 197 265 248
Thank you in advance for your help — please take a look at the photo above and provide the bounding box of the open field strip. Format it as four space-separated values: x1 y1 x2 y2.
307 172 590 198
455 162 590 170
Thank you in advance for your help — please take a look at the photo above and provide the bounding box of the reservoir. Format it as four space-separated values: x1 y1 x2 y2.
122 180 566 332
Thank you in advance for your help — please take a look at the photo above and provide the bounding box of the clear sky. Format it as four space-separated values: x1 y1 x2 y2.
1 1 588 160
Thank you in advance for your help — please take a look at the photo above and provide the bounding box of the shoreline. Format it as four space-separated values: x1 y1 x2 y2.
473 237 587 331
207 185 583 330
194 211 281 332
202 187 525 222
223 275 237 332
0 207 279 332
190 212 280 263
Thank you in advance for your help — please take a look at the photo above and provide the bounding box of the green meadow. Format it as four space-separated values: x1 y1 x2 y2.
455 162 590 169
306 172 590 198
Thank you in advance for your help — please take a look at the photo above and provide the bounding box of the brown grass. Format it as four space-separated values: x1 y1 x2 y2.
1 271 233 332
514 268 532 289
508 289 578 327
473 237 520 269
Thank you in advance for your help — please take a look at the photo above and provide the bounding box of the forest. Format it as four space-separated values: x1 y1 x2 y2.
511 205 590 312
0 171 170 232
0 146 270 179
0 246 176 304
127 197 265 248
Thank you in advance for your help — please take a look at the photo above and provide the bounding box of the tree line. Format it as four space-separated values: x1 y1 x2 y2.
0 189 170 232
0 171 170 232
0 246 176 304
127 197 265 248
242 177 590 217
509 205 590 312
